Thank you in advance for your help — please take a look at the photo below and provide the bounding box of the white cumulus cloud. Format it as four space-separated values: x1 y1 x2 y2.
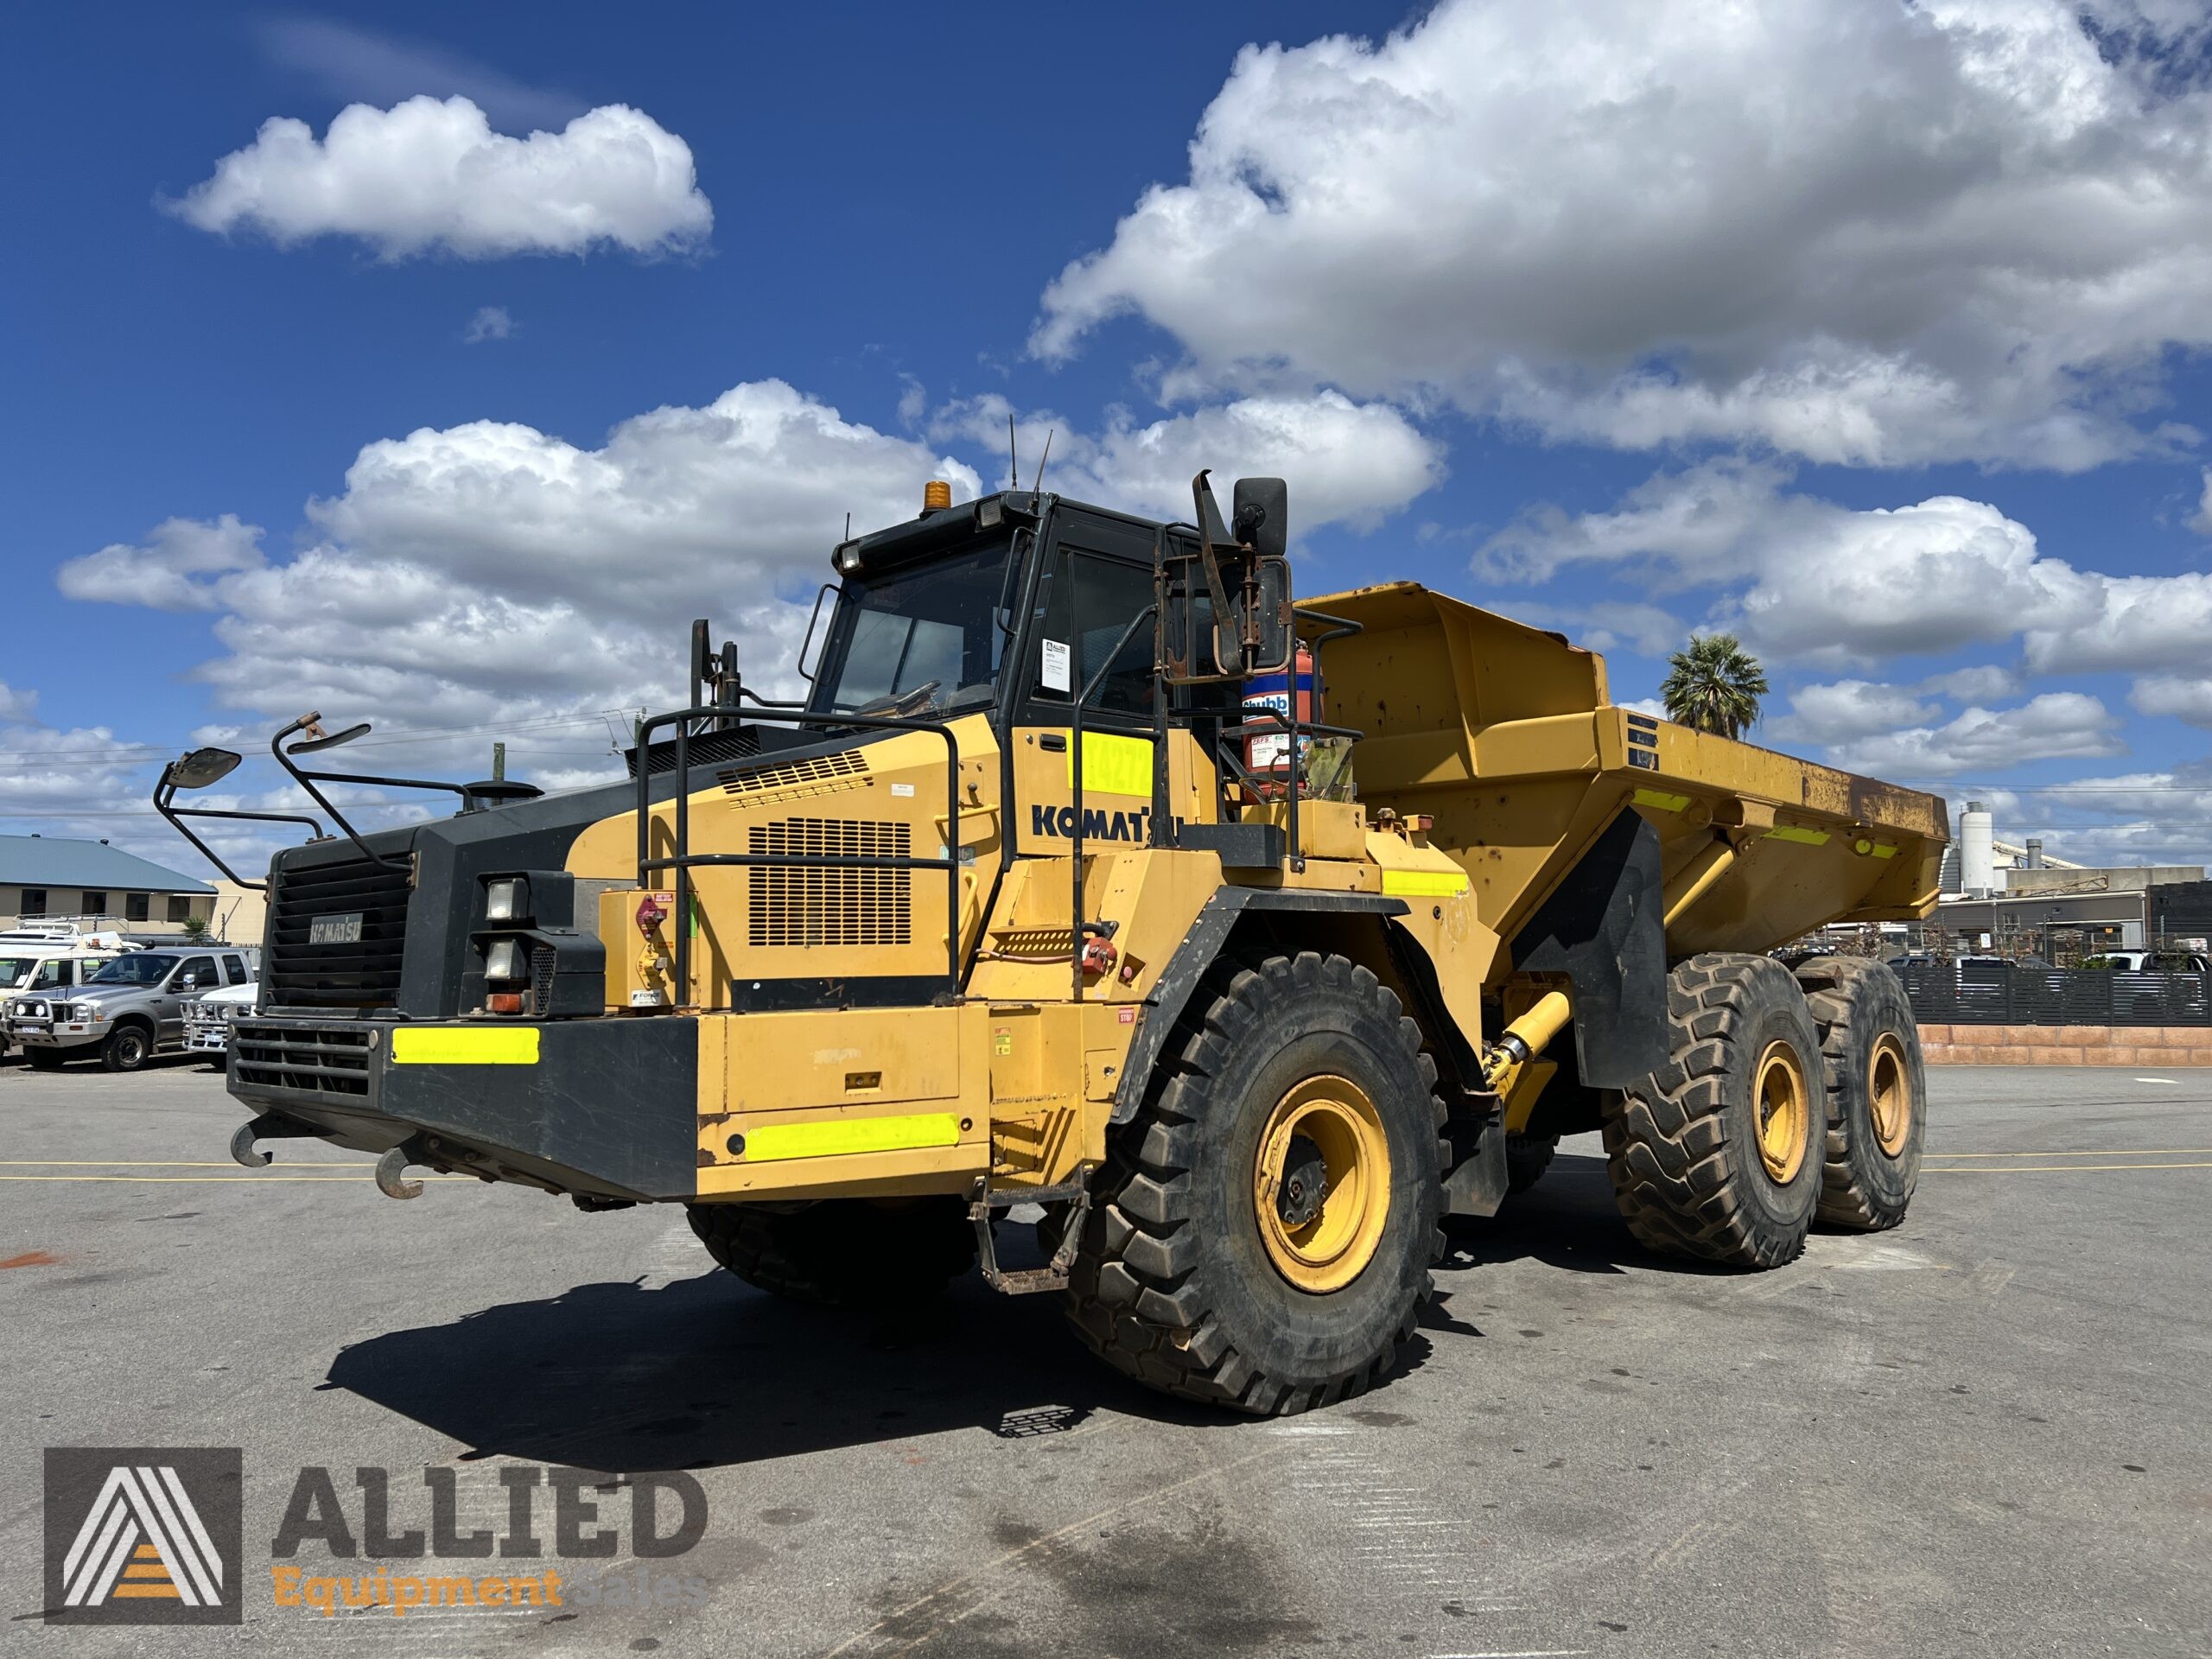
71 383 979 735
1035 0 2212 469
164 96 713 260
56 514 266 612
1771 680 1942 747
929 390 1444 536
1826 693 2124 779
1479 461 2097 669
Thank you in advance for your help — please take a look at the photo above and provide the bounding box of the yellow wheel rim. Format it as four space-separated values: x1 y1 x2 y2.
1254 1076 1391 1294
1754 1039 1810 1185
1868 1033 1913 1158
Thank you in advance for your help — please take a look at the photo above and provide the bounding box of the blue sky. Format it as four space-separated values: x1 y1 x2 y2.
7 1 2212 874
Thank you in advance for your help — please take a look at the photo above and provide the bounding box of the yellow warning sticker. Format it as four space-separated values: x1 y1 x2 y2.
741 1112 962 1163
1381 869 1471 899
1632 787 1693 813
1064 732 1154 798
391 1027 540 1065
1764 824 1832 846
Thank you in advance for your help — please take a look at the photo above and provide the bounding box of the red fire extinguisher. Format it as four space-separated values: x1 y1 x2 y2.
1244 645 1319 796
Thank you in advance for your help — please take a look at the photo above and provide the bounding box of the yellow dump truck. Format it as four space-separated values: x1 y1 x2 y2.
157 472 1947 1415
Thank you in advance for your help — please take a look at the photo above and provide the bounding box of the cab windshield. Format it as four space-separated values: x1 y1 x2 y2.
811 539 1014 720
87 953 177 986
0 957 35 988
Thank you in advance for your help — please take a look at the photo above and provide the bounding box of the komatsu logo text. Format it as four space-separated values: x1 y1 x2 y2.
1030 804 1155 842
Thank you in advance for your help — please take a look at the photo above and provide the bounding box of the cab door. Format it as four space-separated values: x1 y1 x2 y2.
1010 527 1165 858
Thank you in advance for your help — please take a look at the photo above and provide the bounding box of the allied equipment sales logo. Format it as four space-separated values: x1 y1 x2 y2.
44 1448 244 1625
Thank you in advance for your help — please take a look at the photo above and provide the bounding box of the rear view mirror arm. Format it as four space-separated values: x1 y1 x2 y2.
151 766 325 893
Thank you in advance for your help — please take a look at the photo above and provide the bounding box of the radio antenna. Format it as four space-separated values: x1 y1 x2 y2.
1008 412 1020 491
1034 429 1054 494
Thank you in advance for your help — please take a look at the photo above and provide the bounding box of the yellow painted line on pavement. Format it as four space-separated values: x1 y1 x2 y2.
1926 1147 2212 1159
1923 1161 2212 1174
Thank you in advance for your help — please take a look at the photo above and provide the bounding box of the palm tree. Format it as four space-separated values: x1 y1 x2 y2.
1662 632 1769 739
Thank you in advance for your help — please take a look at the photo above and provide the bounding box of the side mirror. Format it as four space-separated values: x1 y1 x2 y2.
179 975 200 991
1232 477 1288 561
289 722 370 754
166 747 241 791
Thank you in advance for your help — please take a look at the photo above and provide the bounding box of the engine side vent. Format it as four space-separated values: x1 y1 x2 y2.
747 818 912 949
718 750 871 804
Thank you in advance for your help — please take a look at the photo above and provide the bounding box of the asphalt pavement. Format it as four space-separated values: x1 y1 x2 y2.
3 1052 2207 1657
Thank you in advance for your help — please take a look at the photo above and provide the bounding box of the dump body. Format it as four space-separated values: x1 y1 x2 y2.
1310 582 1948 975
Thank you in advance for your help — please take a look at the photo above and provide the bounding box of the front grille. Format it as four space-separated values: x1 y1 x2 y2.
232 1021 372 1097
747 817 912 948
267 855 412 1008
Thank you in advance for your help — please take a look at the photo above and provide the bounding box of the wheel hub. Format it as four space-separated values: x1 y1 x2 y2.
1276 1135 1330 1229
1254 1076 1392 1294
1867 1033 1913 1158
1753 1039 1810 1185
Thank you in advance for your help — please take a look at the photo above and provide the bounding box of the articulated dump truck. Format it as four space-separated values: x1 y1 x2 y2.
158 472 1948 1416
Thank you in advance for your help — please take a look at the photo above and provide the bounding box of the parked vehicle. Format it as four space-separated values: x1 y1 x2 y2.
182 980 258 1070
2086 950 2212 973
5 947 252 1071
0 927 134 1059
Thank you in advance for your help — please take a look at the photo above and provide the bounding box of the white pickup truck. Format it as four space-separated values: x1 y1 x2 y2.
182 980 258 1070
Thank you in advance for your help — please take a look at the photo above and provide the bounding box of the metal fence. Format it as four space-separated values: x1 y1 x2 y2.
1897 961 2212 1027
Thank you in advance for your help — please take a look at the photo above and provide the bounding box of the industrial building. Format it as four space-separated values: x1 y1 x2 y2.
0 834 217 938
1930 802 2206 953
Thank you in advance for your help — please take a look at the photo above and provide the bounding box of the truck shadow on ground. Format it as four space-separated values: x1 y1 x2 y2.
1440 1152 1734 1278
324 1226 1447 1472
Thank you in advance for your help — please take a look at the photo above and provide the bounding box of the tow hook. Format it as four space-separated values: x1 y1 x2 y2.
229 1112 318 1169
375 1138 431 1200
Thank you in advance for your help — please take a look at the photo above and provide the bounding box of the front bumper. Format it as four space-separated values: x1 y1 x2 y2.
229 1014 700 1202
184 1024 231 1053
3 1018 101 1050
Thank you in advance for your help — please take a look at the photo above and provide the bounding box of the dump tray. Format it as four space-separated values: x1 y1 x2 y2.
1308 582 1948 968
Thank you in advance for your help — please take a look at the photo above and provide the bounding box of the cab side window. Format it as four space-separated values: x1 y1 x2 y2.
223 955 247 985
1031 550 1155 721
175 956 217 990
31 960 67 991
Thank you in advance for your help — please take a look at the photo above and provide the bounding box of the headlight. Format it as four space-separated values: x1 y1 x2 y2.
485 938 528 982
74 1003 103 1022
485 877 529 923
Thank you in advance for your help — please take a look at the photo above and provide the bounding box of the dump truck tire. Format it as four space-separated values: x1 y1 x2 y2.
1504 1133 1558 1194
1605 952 1824 1268
1792 956 1925 1230
685 1197 976 1306
1066 950 1446 1415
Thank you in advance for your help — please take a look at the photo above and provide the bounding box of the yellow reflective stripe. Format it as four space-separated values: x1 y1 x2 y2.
742 1112 962 1163
1632 787 1692 813
1870 842 1899 859
1381 869 1471 898
391 1027 540 1065
1065 732 1154 798
1765 825 1831 846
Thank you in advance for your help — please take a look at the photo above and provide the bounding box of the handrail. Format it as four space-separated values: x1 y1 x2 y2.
1069 603 1158 1001
632 696 964 1009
